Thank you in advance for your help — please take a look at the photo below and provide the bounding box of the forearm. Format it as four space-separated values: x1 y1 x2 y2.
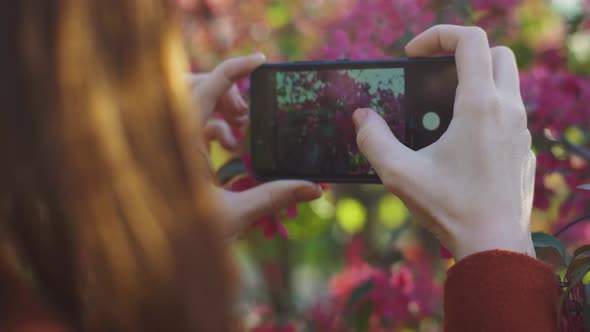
444 250 561 332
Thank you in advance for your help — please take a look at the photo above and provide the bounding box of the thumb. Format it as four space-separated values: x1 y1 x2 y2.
227 181 322 227
353 108 413 187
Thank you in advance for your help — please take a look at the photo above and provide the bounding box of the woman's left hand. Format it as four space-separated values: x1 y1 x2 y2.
189 53 323 238
186 53 260 127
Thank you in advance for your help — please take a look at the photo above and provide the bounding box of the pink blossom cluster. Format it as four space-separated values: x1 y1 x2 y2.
316 0 435 60
309 243 442 331
521 63 590 244
520 64 590 243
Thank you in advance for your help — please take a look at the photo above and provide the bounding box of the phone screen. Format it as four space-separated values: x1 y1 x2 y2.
250 58 457 182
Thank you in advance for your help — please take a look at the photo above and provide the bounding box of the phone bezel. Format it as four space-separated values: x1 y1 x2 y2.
249 57 456 184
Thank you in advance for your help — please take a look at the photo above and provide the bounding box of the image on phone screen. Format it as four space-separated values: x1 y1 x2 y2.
275 68 405 177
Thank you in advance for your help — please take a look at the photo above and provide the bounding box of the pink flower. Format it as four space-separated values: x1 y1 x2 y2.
320 244 443 329
316 0 434 60
329 264 380 301
521 66 590 221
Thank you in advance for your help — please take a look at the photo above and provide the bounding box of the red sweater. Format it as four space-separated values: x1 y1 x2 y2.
0 250 561 331
444 250 561 331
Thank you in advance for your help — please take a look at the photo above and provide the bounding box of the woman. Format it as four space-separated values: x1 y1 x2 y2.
0 0 559 331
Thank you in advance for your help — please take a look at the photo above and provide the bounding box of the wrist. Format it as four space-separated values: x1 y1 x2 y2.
451 229 536 261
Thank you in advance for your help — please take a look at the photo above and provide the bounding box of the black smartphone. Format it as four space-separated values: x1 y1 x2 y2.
249 57 457 183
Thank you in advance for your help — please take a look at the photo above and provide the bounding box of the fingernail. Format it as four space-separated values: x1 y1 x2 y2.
352 108 369 127
253 52 267 61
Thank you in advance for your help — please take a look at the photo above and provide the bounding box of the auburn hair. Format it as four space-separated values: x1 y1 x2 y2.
0 0 235 331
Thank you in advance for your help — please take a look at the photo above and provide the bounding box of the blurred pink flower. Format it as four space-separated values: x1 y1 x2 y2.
317 0 434 60
521 65 590 217
318 245 442 329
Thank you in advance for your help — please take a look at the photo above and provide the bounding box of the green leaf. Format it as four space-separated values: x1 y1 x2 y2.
345 279 374 311
569 257 590 286
568 256 590 280
578 184 590 191
216 158 247 185
532 232 566 268
573 244 590 262
559 257 590 321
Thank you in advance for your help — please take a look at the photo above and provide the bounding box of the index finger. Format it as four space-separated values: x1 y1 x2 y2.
195 53 266 119
405 25 495 96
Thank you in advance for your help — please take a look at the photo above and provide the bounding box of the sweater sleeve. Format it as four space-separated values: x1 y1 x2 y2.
444 250 561 332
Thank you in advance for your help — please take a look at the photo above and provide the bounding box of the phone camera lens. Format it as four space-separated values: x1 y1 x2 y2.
422 111 440 131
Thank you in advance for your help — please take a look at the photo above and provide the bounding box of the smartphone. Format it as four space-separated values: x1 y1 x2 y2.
249 57 457 183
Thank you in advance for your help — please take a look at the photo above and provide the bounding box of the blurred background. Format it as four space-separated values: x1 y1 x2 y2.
176 1 590 331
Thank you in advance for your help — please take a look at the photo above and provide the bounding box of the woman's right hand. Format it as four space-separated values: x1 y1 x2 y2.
353 25 536 261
